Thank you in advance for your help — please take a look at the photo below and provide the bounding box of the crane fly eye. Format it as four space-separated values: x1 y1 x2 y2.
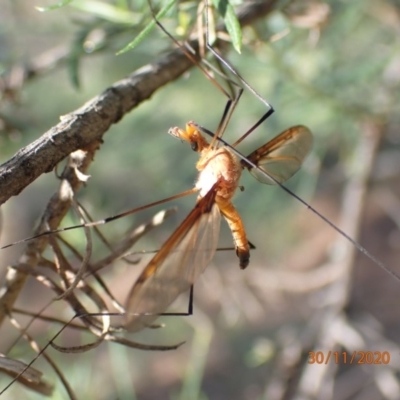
191 141 198 152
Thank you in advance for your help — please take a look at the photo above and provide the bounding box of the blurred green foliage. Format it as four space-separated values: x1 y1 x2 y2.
1 0 400 399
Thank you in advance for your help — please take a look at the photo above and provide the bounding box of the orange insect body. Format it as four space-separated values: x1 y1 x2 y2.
170 121 250 268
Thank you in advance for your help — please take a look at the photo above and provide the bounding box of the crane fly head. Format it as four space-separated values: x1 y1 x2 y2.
168 121 209 153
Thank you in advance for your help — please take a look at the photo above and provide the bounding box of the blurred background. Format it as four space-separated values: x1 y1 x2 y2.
1 0 400 399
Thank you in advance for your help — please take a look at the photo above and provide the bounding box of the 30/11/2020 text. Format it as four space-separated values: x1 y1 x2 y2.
308 351 391 365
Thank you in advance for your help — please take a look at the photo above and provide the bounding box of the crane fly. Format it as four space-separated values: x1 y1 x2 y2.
1 2 399 397
123 0 313 332
124 122 312 332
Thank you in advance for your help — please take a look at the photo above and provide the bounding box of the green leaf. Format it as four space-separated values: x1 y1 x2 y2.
213 0 242 53
116 0 177 55
37 0 137 24
223 2 242 53
71 1 138 24
36 0 74 12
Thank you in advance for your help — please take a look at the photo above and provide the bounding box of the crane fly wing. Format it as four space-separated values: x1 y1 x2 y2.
125 189 221 332
243 125 313 185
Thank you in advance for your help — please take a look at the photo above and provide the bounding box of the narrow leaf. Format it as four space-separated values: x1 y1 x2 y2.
36 0 73 12
223 1 242 53
213 0 242 53
72 0 137 25
117 0 177 55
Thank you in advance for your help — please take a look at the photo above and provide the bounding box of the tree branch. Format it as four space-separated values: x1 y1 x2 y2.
0 0 278 207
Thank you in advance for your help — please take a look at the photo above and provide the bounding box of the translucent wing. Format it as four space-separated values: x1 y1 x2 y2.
125 189 221 332
243 125 313 185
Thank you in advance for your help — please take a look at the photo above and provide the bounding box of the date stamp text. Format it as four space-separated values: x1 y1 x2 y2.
308 351 391 365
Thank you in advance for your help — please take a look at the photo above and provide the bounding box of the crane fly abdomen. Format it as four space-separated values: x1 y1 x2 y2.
219 202 250 269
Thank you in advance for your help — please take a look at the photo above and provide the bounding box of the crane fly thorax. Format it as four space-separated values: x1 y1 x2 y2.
196 146 242 203
168 122 242 202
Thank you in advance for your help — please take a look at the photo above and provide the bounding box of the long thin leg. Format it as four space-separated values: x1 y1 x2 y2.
161 285 194 317
1 187 198 249
203 0 275 146
147 0 245 148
